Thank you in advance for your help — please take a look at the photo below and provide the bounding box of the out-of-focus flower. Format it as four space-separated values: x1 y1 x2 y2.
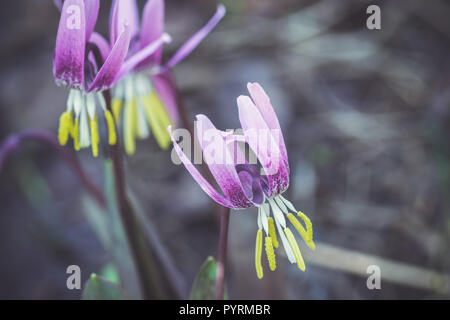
54 0 170 157
110 0 226 154
169 83 315 278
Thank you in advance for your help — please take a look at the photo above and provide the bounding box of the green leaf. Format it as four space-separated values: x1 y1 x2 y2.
189 256 228 300
82 274 129 300
81 160 142 299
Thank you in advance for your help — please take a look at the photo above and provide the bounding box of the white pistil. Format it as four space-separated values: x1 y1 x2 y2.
97 92 107 112
125 76 134 103
72 89 82 117
86 93 96 120
113 80 124 102
261 203 270 217
136 97 150 138
259 206 269 235
275 196 289 214
265 197 296 263
274 213 296 263
257 207 263 231
66 89 75 112
279 194 297 213
79 102 91 148
268 198 286 228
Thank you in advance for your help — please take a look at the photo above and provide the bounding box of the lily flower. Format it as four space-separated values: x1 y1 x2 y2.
53 0 171 157
109 0 226 154
168 83 315 279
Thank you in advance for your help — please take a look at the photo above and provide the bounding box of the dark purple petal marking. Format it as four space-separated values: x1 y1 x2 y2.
236 165 265 206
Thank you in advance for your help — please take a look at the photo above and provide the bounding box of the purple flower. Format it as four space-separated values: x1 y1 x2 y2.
168 83 315 278
108 0 226 154
53 0 171 157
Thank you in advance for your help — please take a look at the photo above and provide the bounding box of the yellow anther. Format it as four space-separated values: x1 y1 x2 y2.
287 212 315 250
104 110 117 145
58 112 70 146
66 111 74 138
267 217 279 248
111 98 123 126
255 229 263 279
284 228 305 271
143 91 173 150
73 118 80 151
89 115 99 158
124 99 137 155
264 236 276 271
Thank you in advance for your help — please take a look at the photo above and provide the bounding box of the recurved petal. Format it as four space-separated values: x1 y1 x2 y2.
164 4 226 70
53 0 86 89
168 125 238 209
196 115 257 208
237 95 289 197
89 32 110 62
247 82 289 173
114 33 171 84
84 0 99 40
151 71 179 125
110 0 140 46
139 0 165 67
88 24 131 92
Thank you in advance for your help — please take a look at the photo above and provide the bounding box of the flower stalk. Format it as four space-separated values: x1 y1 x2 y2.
102 86 180 300
215 205 230 300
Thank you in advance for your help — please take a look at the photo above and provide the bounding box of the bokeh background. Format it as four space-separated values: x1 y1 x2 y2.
1 0 450 299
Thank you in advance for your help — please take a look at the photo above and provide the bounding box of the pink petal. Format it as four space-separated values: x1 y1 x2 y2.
139 0 165 67
89 32 110 62
53 0 87 89
88 25 131 92
196 114 254 208
84 0 99 41
109 0 139 46
163 4 226 71
168 125 238 209
151 71 179 125
114 33 171 84
247 82 289 174
237 95 289 197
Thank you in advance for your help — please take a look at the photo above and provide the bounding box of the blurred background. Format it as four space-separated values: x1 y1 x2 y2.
0 0 450 299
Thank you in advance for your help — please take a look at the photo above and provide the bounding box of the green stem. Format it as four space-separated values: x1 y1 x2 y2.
102 89 177 299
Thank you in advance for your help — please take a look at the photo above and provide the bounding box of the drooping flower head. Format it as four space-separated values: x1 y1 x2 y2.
169 83 315 278
109 0 226 154
53 0 171 156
